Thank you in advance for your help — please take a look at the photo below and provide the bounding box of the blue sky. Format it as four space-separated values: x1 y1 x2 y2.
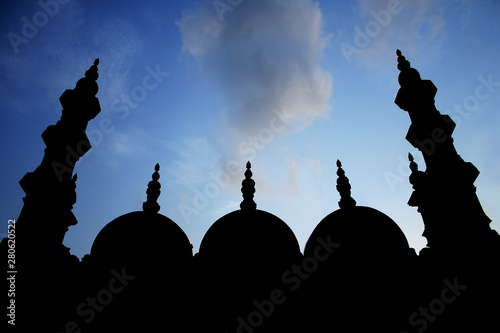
1 0 499 259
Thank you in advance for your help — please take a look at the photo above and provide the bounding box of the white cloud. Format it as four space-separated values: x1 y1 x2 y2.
177 0 333 161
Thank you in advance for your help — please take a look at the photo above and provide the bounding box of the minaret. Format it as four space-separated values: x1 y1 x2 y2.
240 161 257 211
15 58 101 259
3 59 101 332
394 50 493 253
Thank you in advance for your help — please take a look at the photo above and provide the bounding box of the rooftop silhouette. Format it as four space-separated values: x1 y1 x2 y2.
1 50 499 333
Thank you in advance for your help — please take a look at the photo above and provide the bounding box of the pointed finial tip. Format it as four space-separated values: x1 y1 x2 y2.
396 49 402 56
408 153 419 173
241 161 257 210
143 163 161 213
335 160 356 209
84 58 100 83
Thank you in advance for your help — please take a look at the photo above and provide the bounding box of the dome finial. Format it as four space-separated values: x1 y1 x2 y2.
396 49 411 72
73 58 100 98
143 163 161 213
408 153 423 188
408 153 418 172
85 58 99 81
336 160 356 209
240 161 257 211
395 49 421 87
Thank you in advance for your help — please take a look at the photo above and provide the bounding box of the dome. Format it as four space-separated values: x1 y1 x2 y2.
303 206 413 333
301 161 415 333
89 164 192 268
198 162 301 266
199 209 301 263
195 208 302 333
192 162 302 333
305 160 411 261
305 206 409 260
90 211 193 266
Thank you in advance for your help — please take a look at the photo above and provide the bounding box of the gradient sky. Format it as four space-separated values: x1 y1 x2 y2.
1 0 499 259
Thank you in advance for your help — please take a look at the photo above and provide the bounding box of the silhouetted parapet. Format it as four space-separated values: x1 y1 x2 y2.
143 163 161 213
336 160 356 209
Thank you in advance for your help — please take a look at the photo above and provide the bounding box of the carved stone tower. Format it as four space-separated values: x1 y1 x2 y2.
394 50 494 254
13 59 101 331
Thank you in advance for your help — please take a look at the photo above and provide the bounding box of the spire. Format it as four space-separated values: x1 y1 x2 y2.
143 163 161 213
86 58 99 82
240 161 257 211
59 58 101 124
408 153 418 173
408 152 423 189
396 49 411 72
73 58 100 98
336 160 356 209
395 49 421 88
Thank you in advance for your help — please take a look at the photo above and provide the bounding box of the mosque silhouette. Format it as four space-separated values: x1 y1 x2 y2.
2 51 499 333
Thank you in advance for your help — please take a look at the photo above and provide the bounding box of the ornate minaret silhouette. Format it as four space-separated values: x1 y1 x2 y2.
240 161 257 211
5 59 101 331
143 163 162 213
16 58 101 258
336 160 356 209
394 50 493 252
